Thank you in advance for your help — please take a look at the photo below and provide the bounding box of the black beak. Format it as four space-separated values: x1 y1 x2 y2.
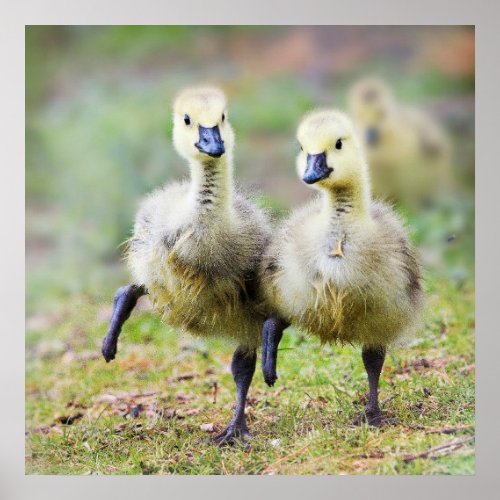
366 127 380 147
302 152 333 185
195 125 225 158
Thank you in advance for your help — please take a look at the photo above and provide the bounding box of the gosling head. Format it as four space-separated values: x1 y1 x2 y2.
296 110 369 191
348 77 395 147
173 86 234 162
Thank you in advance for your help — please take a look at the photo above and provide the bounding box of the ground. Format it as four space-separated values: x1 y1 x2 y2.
25 275 474 475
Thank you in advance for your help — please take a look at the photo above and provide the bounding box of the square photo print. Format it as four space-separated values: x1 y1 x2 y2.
25 25 475 475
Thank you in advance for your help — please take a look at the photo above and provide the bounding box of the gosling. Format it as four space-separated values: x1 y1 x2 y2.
348 76 451 207
101 86 271 444
260 109 424 426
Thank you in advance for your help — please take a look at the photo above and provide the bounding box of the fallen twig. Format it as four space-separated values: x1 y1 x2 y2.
405 424 474 434
402 436 474 463
458 364 475 374
129 391 158 398
273 386 287 397
175 373 196 381
426 424 474 435
211 382 218 404
381 395 397 405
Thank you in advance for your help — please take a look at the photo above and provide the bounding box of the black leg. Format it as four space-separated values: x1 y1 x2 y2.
262 316 289 387
354 345 386 427
101 284 146 362
212 346 257 446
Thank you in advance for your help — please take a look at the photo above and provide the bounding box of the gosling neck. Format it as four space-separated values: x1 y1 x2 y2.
321 179 371 223
189 153 234 220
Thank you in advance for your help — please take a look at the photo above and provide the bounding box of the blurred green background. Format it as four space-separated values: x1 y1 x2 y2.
26 26 474 317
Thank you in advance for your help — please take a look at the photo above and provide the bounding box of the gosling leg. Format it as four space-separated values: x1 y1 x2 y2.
354 345 386 427
212 346 256 446
101 284 146 362
262 316 289 387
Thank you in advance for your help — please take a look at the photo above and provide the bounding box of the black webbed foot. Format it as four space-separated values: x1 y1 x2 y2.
262 364 277 387
352 408 385 427
211 421 251 447
262 340 278 387
102 337 118 363
262 316 288 387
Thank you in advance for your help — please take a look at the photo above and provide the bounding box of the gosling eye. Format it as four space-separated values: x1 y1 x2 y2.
184 114 191 126
335 139 343 150
222 113 225 123
298 143 303 152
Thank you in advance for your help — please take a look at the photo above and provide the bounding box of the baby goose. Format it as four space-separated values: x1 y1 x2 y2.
261 109 424 426
348 77 451 206
101 86 271 444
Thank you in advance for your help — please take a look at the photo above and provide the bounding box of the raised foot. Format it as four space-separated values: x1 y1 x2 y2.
211 423 251 447
262 359 277 387
101 335 117 363
352 408 396 428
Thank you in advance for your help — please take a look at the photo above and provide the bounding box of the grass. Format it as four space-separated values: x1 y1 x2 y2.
25 274 475 475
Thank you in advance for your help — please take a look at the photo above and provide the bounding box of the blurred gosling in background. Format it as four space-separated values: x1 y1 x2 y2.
261 110 424 426
348 76 451 208
102 86 272 445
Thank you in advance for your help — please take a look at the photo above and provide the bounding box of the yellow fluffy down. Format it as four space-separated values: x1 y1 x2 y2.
125 182 271 350
348 77 451 205
262 200 423 347
123 86 272 351
262 108 424 349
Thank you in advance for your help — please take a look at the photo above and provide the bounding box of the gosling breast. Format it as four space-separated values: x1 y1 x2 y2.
262 200 423 347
